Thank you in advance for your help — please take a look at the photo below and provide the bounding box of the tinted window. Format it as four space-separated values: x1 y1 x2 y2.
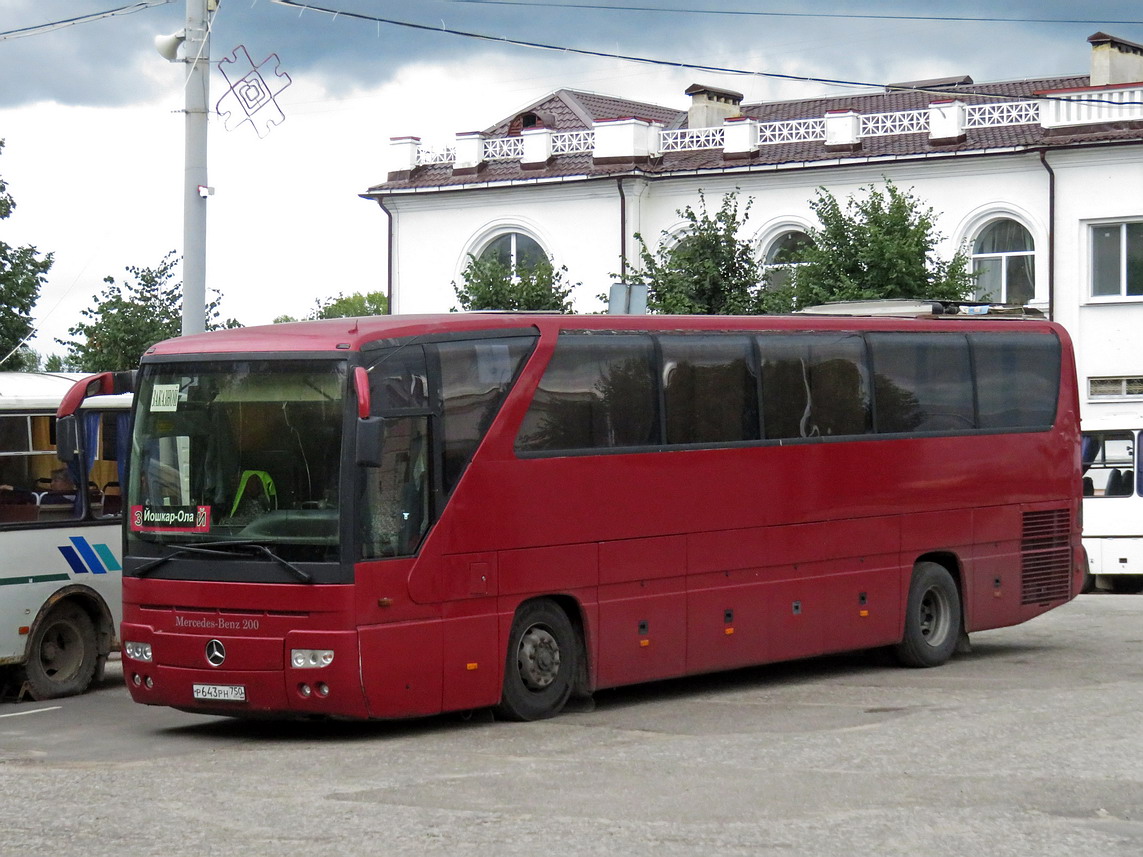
360 415 431 558
972 333 1060 429
517 334 657 452
369 346 430 412
868 333 975 433
661 335 758 444
759 333 870 439
435 337 535 491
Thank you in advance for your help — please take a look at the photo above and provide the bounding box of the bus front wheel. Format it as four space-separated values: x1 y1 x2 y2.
21 602 99 700
496 600 578 721
894 562 962 668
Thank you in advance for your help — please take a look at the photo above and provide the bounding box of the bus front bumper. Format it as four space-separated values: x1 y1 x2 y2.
121 625 369 719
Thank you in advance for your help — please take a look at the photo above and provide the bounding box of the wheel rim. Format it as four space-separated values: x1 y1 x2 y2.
918 585 953 648
516 624 561 692
36 618 84 684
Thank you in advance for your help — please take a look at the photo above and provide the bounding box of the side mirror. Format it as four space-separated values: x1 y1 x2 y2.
56 415 80 463
356 417 384 467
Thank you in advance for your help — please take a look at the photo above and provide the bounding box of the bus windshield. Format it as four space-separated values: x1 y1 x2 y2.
127 360 346 561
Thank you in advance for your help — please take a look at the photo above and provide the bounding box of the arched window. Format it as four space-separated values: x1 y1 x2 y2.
762 230 813 290
479 232 546 272
972 219 1035 305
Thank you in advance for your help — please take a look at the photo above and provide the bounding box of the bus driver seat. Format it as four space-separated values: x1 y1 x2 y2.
227 470 278 521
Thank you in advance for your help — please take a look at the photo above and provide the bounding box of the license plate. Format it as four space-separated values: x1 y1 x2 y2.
192 683 246 702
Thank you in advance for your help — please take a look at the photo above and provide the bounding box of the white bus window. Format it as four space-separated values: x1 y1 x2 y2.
1082 431 1135 497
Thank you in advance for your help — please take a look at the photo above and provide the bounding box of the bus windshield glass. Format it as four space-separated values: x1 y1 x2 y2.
127 360 346 560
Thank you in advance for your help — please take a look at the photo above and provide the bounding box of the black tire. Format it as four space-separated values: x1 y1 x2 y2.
894 562 962 668
21 603 98 700
495 600 578 722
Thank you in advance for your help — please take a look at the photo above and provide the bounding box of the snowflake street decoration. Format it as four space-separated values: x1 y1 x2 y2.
215 46 292 138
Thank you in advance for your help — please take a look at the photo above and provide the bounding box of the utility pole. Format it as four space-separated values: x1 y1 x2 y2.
180 0 213 335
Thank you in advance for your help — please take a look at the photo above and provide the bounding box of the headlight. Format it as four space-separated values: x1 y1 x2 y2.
124 641 153 662
290 648 334 669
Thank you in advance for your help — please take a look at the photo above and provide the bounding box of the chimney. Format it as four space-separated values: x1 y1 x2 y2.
685 84 744 128
1089 32 1143 86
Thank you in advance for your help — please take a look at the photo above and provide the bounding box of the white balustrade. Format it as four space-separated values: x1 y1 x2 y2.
482 137 525 161
861 110 929 137
659 127 726 152
964 101 1041 128
757 118 826 145
551 130 595 155
415 146 456 166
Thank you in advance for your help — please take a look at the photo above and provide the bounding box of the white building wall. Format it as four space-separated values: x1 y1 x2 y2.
387 181 624 315
1048 146 1143 420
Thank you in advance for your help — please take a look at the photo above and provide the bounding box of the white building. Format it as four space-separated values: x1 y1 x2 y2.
364 32 1143 421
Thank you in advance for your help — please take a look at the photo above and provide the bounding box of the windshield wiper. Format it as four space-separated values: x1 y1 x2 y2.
235 542 313 584
132 540 313 584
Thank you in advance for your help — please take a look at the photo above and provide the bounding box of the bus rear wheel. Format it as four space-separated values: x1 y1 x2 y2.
495 600 578 721
21 603 98 700
894 562 962 668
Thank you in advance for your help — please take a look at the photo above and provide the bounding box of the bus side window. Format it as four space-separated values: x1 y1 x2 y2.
434 336 535 493
360 415 430 558
361 345 433 557
660 335 758 445
758 333 870 439
516 334 657 453
971 333 1060 429
1083 431 1135 497
868 333 974 433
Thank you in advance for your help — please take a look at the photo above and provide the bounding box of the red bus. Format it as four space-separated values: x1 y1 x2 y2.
63 312 1083 721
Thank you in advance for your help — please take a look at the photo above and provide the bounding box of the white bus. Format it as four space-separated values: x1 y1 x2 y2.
0 372 132 699
1082 416 1143 593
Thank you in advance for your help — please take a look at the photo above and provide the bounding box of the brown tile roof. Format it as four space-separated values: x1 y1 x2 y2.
481 89 686 136
370 74 1143 194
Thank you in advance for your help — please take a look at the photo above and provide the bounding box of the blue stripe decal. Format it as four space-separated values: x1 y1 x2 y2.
57 545 90 576
93 542 122 572
69 537 108 574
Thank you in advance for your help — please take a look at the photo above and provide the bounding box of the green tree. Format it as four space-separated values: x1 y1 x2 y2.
765 181 975 312
0 140 52 371
42 353 69 372
452 253 576 312
624 191 763 315
60 251 237 372
274 290 389 323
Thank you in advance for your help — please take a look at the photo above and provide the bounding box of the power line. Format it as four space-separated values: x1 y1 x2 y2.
270 0 952 92
0 0 173 41
441 0 1143 27
272 0 1143 105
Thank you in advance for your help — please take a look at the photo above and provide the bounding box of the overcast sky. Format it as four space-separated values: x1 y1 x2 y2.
3 0 1143 361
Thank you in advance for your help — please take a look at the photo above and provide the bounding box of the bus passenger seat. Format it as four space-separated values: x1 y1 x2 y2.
0 504 38 523
102 481 122 516
1105 469 1125 496
1083 476 1094 497
0 488 36 505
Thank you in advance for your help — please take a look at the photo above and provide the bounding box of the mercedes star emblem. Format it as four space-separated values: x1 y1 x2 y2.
205 639 226 667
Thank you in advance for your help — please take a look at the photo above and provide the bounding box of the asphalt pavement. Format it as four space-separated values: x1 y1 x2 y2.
1 593 1141 857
